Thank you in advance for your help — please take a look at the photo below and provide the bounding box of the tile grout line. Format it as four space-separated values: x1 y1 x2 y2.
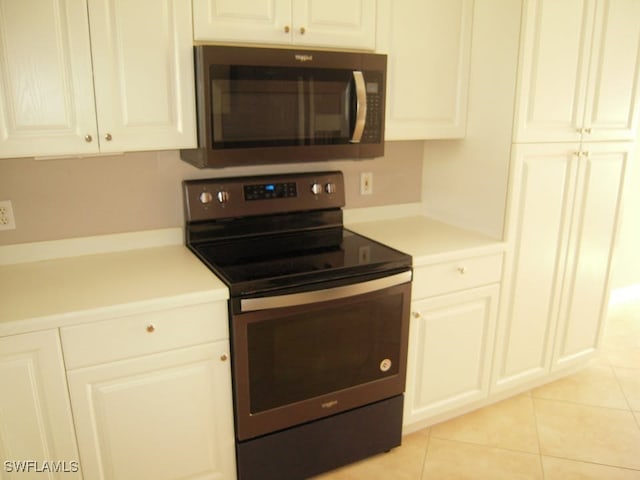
419 428 432 480
529 391 547 480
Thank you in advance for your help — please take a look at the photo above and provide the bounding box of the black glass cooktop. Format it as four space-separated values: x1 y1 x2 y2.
189 227 412 297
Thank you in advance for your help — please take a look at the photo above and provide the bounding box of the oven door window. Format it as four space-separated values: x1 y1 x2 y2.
210 65 354 149
244 291 404 414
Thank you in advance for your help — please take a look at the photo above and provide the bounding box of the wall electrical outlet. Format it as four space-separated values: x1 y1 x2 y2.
0 200 16 231
360 172 373 195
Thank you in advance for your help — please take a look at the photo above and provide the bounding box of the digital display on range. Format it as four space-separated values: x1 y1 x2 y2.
244 182 297 201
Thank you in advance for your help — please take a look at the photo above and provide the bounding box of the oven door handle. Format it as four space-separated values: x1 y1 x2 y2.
349 71 367 144
240 270 411 312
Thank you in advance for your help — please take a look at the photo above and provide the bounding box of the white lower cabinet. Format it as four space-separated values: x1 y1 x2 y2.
404 255 501 428
61 302 236 480
0 330 81 479
493 142 630 393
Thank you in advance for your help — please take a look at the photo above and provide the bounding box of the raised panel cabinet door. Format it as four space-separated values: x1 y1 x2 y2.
553 143 630 368
87 0 196 152
193 0 292 44
377 0 473 140
583 0 640 141
0 0 98 158
0 330 81 478
67 342 236 480
404 285 499 426
292 0 376 50
513 0 595 142
493 144 579 393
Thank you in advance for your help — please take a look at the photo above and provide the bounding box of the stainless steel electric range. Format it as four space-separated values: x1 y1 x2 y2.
183 171 412 480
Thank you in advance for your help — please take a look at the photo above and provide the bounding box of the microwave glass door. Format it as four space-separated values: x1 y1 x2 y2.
210 65 354 149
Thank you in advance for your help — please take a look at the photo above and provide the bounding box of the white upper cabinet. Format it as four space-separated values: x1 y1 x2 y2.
87 0 197 153
377 0 473 140
0 0 98 158
0 0 196 159
193 0 377 50
513 0 640 143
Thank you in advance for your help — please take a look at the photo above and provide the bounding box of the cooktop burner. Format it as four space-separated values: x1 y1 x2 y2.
183 171 412 297
190 227 411 296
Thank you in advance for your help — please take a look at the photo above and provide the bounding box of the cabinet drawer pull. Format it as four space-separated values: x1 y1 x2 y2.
146 324 156 333
84 134 93 143
411 311 421 319
105 133 113 141
284 25 290 33
300 26 306 35
457 266 467 274
220 353 229 362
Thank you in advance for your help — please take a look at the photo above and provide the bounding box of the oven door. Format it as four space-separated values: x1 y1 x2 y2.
230 271 412 441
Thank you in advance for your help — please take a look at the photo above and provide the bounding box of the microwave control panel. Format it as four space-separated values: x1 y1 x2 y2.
362 71 384 144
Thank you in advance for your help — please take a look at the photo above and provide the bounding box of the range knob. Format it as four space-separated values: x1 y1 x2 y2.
325 183 337 194
217 191 230 204
199 191 214 204
311 183 323 195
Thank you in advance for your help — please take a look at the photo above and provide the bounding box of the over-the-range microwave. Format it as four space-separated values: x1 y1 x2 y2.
180 45 386 169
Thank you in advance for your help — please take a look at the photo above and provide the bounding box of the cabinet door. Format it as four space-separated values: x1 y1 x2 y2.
0 330 81 478
553 142 630 368
493 144 578 393
87 0 196 152
513 0 595 142
583 0 640 141
193 0 292 44
67 342 236 480
404 285 499 425
377 0 473 140
0 0 98 158
292 0 376 50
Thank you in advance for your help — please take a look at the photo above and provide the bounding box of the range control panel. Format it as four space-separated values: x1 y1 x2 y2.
184 171 345 222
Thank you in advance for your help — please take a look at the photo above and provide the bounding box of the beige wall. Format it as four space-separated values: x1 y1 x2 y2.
0 141 423 246
611 140 640 289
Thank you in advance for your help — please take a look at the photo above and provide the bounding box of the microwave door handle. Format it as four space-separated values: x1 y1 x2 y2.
350 71 367 143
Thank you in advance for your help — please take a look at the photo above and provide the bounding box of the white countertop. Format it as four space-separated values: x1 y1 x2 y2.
347 216 505 266
0 243 228 336
0 215 504 336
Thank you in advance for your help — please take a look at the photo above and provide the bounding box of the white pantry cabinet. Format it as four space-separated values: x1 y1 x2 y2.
62 302 236 480
404 254 501 426
493 142 630 392
0 0 196 159
193 0 376 50
513 0 640 143
376 0 473 140
0 330 81 479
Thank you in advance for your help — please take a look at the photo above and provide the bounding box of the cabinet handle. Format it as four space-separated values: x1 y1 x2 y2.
584 127 592 134
146 324 155 333
105 133 112 141
300 26 306 35
411 311 421 319
284 25 290 33
220 353 229 362
457 266 467 274
84 134 93 143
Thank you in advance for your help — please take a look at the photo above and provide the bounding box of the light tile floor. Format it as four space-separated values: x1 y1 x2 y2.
313 299 640 479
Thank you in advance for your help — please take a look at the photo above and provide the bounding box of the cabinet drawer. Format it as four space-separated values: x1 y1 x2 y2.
61 302 228 369
413 253 503 299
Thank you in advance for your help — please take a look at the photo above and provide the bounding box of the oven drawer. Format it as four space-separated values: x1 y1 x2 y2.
413 253 503 299
61 302 228 369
